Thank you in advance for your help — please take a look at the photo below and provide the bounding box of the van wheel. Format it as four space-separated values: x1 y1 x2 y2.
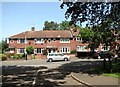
64 58 68 61
49 58 53 62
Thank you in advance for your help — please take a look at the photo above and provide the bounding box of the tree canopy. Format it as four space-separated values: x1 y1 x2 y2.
43 20 80 30
43 21 59 30
60 1 120 52
60 2 120 27
26 46 34 55
0 39 8 53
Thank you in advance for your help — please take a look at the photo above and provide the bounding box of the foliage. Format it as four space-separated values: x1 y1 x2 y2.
32 54 35 59
43 21 59 30
43 20 81 30
80 28 94 42
26 46 34 55
43 49 48 55
103 73 120 78
0 54 7 61
0 39 8 53
60 2 120 53
60 2 120 27
70 50 76 54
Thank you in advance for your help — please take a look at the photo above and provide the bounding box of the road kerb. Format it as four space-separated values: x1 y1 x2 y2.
71 72 93 87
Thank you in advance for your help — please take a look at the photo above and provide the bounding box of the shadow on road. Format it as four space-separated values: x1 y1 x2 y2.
2 60 106 87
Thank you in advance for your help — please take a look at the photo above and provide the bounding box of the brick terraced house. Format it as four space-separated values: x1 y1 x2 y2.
8 27 82 58
7 27 120 58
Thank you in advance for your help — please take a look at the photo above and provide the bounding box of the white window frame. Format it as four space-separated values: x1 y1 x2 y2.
53 38 56 42
76 37 82 42
76 46 87 52
17 39 27 44
101 46 110 51
48 39 51 43
60 47 70 53
10 40 14 44
7 39 9 44
17 48 25 54
60 38 70 43
34 38 44 44
35 48 44 54
10 48 15 53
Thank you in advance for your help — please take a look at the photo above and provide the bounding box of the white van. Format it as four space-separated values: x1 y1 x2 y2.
47 53 70 62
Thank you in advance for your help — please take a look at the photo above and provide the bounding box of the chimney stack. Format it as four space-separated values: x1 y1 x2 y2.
31 27 35 31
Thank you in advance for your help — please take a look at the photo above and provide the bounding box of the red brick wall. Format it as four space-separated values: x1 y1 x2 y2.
9 38 77 58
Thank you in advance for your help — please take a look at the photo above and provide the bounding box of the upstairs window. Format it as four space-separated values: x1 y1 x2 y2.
17 39 27 44
20 39 25 43
34 39 44 44
60 38 70 43
53 38 56 42
48 39 51 43
10 40 14 44
76 37 82 42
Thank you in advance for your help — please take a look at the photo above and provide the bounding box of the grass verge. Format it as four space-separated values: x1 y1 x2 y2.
103 73 120 78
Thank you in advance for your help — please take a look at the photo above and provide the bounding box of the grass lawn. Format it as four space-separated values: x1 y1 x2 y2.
103 73 120 78
102 58 120 78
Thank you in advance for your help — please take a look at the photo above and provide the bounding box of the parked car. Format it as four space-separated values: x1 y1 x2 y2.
47 53 70 62
93 51 113 59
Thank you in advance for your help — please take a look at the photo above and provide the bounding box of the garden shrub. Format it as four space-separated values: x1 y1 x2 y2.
0 54 7 61
70 50 77 54
32 54 35 59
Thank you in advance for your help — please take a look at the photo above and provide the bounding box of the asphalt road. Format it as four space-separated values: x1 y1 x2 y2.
2 57 104 86
1 57 103 69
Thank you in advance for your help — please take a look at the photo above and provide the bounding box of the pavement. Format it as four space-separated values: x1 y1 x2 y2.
71 72 120 87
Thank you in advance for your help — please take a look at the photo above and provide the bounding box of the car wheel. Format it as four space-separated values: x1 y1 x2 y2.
49 58 53 62
64 58 68 61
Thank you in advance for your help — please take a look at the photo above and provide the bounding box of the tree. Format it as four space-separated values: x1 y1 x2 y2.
43 20 81 30
0 39 8 54
60 1 120 54
59 20 70 30
26 46 34 55
43 21 59 30
60 2 120 27
80 27 101 51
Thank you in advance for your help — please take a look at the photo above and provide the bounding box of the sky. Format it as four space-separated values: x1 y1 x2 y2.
1 1 71 41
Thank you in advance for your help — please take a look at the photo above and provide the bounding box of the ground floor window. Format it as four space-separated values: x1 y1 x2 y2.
60 47 70 53
76 46 87 51
34 48 44 54
10 48 15 53
17 48 25 54
102 46 110 51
